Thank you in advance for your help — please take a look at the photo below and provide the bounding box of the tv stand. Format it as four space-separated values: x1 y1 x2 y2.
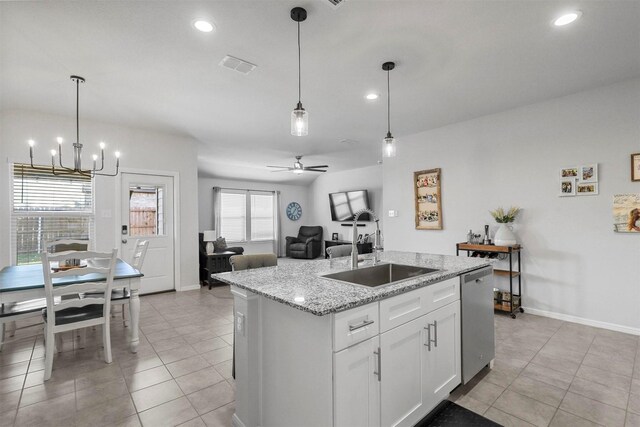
324 240 373 259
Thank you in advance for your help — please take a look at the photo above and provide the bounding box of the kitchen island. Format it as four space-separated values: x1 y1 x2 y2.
213 251 492 427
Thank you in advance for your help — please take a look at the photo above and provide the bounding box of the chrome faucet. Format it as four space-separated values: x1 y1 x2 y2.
351 208 381 269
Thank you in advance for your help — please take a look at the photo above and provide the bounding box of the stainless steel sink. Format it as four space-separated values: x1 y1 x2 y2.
321 263 440 289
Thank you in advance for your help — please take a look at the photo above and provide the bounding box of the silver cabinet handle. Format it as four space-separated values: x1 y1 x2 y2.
122 239 128 244
423 325 431 351
433 320 438 348
349 319 374 332
475 278 484 282
373 347 381 381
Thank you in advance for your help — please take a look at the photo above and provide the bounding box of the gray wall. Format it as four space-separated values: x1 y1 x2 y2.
383 78 640 333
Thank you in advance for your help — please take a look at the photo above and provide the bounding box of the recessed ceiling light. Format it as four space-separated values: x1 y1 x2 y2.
553 11 581 27
365 93 379 100
193 20 214 33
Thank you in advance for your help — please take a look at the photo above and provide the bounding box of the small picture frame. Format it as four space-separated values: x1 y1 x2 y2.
331 232 339 241
560 167 578 179
357 234 363 242
579 164 598 183
577 182 599 196
560 178 576 197
632 153 640 182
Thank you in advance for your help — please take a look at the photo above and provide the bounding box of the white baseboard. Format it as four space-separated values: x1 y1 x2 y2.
178 284 201 292
522 306 640 336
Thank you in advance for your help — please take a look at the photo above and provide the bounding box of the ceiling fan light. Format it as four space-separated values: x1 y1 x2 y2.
383 134 396 158
291 104 308 136
293 168 304 174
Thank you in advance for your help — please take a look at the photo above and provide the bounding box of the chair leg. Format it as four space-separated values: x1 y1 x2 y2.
0 322 5 353
55 333 63 353
103 321 112 364
122 305 128 328
44 325 54 381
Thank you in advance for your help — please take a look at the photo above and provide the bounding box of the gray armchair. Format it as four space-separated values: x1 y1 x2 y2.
286 226 323 259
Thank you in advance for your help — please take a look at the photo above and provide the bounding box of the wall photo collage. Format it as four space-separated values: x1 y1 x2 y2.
559 164 598 197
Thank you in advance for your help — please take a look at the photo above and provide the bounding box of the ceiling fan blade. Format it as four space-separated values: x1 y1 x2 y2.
266 166 291 169
304 165 329 169
270 169 293 172
304 168 327 172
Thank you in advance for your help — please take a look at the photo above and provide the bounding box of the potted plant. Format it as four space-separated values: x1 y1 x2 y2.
490 206 520 246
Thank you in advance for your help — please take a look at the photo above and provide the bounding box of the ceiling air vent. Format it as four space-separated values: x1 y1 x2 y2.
325 0 347 9
219 55 257 75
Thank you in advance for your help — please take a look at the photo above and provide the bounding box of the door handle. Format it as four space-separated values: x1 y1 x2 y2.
423 325 431 351
373 347 381 382
122 239 128 244
432 320 438 348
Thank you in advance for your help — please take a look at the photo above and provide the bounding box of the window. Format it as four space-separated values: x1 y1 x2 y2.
219 191 274 242
12 164 94 265
129 185 165 236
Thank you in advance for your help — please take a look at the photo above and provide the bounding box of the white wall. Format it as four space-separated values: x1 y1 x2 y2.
0 110 200 290
308 165 383 248
197 176 310 255
383 78 640 333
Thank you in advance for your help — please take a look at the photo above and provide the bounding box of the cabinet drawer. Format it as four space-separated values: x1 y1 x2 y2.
380 277 460 333
333 302 379 352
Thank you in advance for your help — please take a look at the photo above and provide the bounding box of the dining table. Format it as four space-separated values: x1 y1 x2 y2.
0 258 143 353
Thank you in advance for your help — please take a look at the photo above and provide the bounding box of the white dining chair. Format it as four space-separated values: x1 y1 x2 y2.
112 239 148 326
41 249 117 380
0 239 90 352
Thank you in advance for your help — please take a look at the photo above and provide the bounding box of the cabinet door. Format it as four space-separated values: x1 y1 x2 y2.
423 300 461 413
334 336 380 427
380 316 426 427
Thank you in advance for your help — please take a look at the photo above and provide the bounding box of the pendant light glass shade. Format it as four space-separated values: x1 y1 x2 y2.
291 102 308 136
383 133 396 158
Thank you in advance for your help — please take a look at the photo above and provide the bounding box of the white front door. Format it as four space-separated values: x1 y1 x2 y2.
120 172 175 294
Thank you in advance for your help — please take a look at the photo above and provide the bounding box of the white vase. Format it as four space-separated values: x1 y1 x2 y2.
494 223 517 246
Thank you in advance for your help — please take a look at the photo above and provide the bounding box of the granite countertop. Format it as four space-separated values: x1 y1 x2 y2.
212 251 492 316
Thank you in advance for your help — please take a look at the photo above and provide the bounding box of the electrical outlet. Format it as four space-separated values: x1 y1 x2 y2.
388 210 398 217
236 312 245 336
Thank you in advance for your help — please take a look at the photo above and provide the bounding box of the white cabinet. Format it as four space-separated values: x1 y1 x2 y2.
379 300 461 427
380 316 428 427
334 336 380 427
422 301 461 413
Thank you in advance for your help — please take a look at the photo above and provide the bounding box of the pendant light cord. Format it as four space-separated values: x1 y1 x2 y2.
297 21 301 104
387 69 391 135
76 78 80 144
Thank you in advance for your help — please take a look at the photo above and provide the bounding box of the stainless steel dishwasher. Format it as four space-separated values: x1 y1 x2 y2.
460 266 495 384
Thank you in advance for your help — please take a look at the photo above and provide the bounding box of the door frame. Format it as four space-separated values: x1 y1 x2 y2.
115 168 182 292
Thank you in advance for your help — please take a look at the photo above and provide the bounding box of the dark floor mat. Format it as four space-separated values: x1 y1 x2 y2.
416 400 501 427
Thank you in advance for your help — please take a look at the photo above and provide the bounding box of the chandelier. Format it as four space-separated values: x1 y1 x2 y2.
27 75 120 177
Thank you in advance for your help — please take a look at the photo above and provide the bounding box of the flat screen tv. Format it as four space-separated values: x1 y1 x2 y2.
329 190 371 221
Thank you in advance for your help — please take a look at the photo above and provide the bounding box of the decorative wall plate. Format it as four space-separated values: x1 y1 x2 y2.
286 202 302 221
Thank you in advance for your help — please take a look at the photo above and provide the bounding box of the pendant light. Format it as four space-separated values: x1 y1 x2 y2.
290 7 308 136
382 61 396 158
26 75 120 177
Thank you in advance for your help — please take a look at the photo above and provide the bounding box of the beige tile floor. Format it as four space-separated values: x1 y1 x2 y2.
451 313 640 427
1 285 639 427
0 286 236 427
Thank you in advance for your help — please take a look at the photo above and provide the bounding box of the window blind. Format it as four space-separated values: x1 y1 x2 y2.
220 192 246 242
251 194 274 241
12 164 94 265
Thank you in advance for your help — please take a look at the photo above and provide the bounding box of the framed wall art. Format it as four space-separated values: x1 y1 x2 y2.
414 168 442 230
577 182 598 196
613 193 640 233
579 164 598 183
560 167 578 179
559 178 576 197
632 153 640 182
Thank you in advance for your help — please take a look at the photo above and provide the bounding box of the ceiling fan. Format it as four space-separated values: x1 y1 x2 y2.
267 156 328 174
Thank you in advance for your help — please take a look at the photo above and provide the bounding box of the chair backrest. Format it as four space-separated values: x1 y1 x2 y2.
230 254 278 271
130 240 149 271
41 249 118 326
297 226 323 241
326 244 352 259
45 239 89 253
